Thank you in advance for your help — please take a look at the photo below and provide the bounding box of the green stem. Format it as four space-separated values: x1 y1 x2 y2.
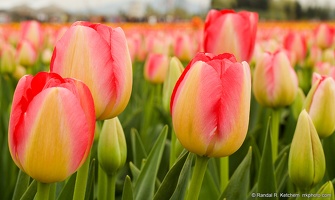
49 183 56 200
220 156 229 192
73 155 91 200
186 155 209 200
35 182 50 200
106 174 117 200
98 165 107 200
271 108 281 163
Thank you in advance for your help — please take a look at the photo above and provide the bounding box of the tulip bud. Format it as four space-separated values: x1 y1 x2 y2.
51 22 132 120
203 9 258 62
8 72 95 183
98 117 127 176
288 110 325 190
304 73 335 138
171 52 251 157
283 32 307 66
253 50 298 108
162 57 184 112
16 40 37 68
13 65 26 80
0 44 16 74
291 88 306 120
20 20 44 51
144 53 170 84
312 181 335 200
314 23 333 49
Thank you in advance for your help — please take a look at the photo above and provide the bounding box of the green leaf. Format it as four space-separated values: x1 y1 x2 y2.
129 162 140 183
84 159 95 200
133 125 168 200
275 146 289 192
153 151 189 200
56 173 77 200
122 176 133 200
219 147 253 200
12 170 30 200
323 133 335 180
170 153 194 200
130 128 147 168
257 118 278 200
19 180 37 200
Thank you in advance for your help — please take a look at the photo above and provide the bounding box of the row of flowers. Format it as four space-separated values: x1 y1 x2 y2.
1 9 335 200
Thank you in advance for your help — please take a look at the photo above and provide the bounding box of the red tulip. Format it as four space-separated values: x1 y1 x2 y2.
203 9 258 62
50 21 132 120
170 52 251 157
144 53 169 84
8 72 95 183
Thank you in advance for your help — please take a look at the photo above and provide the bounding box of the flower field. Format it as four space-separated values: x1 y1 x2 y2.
1 11 335 200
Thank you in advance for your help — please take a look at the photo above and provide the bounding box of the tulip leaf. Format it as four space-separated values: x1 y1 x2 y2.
323 133 335 180
130 128 147 168
257 119 278 200
170 153 194 200
84 159 95 200
275 146 289 192
12 170 30 200
219 147 252 200
56 173 77 200
153 150 189 200
129 162 140 183
19 180 37 200
133 125 168 200
122 176 133 200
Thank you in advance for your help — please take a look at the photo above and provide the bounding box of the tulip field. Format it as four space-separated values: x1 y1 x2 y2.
2 9 335 200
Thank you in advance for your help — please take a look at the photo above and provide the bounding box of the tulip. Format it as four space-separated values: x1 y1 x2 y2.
50 21 132 120
314 23 332 49
253 50 298 108
0 44 16 73
283 32 307 66
288 110 325 190
8 72 95 183
16 40 37 68
98 117 127 176
291 88 306 120
20 20 44 51
304 73 335 138
170 52 251 157
313 181 335 200
174 33 195 61
144 53 169 84
203 9 258 62
162 56 184 112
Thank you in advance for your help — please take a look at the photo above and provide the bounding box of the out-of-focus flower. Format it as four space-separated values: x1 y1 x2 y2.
314 23 333 49
283 32 307 66
144 53 169 84
174 33 195 61
8 72 95 183
98 117 127 176
162 56 184 112
51 21 132 120
304 73 335 138
16 40 37 68
291 88 306 120
203 9 258 62
288 110 325 190
0 44 16 73
20 20 44 50
170 52 251 157
253 50 298 108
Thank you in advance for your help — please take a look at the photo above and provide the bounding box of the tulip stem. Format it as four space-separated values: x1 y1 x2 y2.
73 155 90 200
220 156 229 192
186 155 209 200
106 174 117 200
98 165 107 200
271 108 281 162
35 182 50 200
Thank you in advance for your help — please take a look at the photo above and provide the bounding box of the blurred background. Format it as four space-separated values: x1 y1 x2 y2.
0 0 334 23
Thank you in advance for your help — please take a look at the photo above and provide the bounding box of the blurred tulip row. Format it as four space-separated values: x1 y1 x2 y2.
1 9 335 200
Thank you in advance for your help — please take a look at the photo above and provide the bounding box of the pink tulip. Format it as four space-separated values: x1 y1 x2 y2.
8 72 95 183
144 53 169 84
170 52 251 157
16 39 37 67
50 21 132 120
314 23 333 49
20 20 44 50
203 9 258 62
253 50 298 108
283 32 307 66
